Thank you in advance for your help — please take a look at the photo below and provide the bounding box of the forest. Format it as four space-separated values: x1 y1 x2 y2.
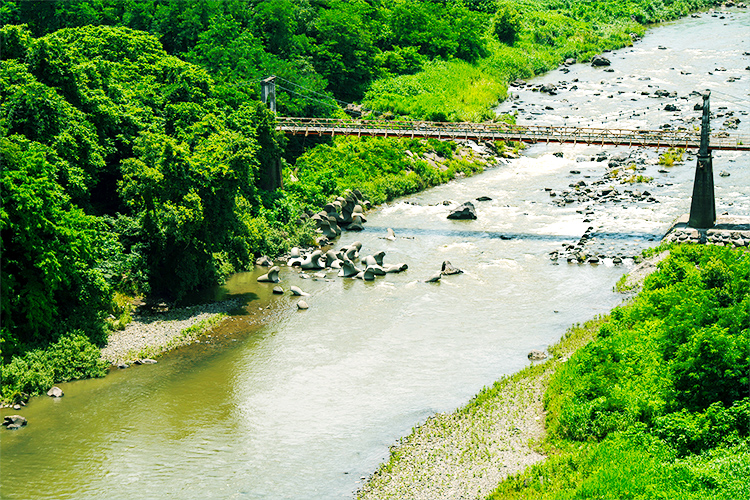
0 0 721 400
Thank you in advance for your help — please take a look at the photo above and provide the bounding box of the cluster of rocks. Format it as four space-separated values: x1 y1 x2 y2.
255 240 411 309
548 226 627 265
547 152 659 208
303 189 371 245
264 242 409 282
3 415 27 430
115 358 158 370
2 386 67 431
508 76 746 132
548 182 657 207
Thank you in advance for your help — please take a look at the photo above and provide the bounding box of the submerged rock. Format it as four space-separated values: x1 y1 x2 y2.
527 350 548 361
426 273 442 283
441 261 463 275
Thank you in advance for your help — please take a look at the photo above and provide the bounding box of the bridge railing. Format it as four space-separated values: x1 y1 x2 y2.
275 117 749 151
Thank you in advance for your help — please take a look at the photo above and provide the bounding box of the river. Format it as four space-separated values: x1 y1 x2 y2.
2 9 749 500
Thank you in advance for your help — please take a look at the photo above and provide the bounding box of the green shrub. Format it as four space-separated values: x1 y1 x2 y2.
2 333 108 402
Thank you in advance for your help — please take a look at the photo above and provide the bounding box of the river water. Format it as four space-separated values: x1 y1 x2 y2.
2 10 749 500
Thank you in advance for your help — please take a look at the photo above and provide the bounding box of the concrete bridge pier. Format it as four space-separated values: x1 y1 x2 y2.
688 92 716 229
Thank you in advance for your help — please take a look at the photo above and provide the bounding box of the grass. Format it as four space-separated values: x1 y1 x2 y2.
658 147 686 166
122 312 228 362
622 174 654 184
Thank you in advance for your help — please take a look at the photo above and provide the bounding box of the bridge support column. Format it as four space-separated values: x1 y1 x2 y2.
261 76 276 113
688 92 716 229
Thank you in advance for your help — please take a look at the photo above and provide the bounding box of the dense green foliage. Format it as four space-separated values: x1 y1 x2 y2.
489 245 750 498
1 333 108 402
288 137 485 206
0 24 310 396
3 0 716 123
0 0 725 400
0 0 495 112
363 0 716 120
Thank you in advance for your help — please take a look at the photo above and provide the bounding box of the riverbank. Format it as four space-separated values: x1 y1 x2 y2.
356 322 605 499
357 249 667 499
355 318 597 500
100 298 244 365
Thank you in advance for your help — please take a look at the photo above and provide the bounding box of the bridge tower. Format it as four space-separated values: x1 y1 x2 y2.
261 76 276 113
260 76 282 190
687 91 715 228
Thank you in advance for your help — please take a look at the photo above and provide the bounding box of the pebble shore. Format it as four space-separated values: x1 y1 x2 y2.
101 299 243 365
357 366 551 500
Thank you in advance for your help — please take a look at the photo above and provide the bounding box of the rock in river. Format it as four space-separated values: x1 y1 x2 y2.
447 201 477 220
591 54 611 67
257 266 281 283
3 415 27 430
47 386 63 398
441 261 463 275
527 350 548 361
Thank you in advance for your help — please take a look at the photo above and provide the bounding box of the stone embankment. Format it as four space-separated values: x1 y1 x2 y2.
663 214 750 246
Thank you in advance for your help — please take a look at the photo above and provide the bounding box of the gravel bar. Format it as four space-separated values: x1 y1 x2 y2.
101 299 243 364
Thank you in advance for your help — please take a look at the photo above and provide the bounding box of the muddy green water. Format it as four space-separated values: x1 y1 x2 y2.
2 9 749 500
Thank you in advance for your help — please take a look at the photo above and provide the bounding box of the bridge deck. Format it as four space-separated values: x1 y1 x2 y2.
276 117 750 151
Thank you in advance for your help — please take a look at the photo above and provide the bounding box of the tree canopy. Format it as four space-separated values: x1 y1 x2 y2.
1 24 297 365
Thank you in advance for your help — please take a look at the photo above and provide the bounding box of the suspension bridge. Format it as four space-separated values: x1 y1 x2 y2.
263 76 748 228
262 76 749 151
274 116 750 151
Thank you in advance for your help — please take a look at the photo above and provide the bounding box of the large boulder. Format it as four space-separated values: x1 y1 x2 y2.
338 259 361 278
255 255 273 267
441 261 463 275
591 55 611 67
540 83 557 95
257 266 281 283
447 202 477 220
